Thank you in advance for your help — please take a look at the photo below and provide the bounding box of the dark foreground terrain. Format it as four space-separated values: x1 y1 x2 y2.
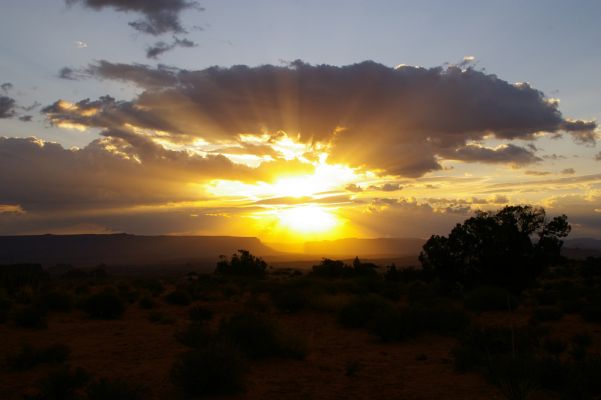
1 253 601 400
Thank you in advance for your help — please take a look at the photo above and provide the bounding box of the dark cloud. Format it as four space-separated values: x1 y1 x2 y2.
48 61 595 176
87 61 180 88
345 183 363 192
1 83 13 93
19 115 33 122
561 119 597 145
524 170 551 176
561 168 576 175
66 0 201 35
368 183 403 192
596 152 601 161
444 144 541 165
146 37 196 59
0 96 16 118
59 67 79 80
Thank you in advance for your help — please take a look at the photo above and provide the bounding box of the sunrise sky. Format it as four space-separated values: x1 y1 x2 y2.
1 0 600 242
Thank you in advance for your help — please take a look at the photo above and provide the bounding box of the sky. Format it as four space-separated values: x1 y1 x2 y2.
0 0 600 242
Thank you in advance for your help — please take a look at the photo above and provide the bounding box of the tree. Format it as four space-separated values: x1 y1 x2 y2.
419 205 570 291
215 250 267 278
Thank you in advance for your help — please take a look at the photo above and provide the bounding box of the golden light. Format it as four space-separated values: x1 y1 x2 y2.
277 205 338 233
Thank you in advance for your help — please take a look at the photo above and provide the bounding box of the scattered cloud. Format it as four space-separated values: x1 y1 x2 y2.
1 83 13 93
146 37 196 59
368 183 403 191
0 96 16 118
596 152 601 161
345 183 363 193
74 40 88 48
561 168 576 175
66 0 202 35
525 170 551 176
59 67 79 80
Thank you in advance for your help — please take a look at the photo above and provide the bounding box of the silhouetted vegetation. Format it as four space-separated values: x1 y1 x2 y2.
420 206 570 291
215 249 267 278
171 342 246 396
5 343 69 371
85 378 144 400
83 290 125 319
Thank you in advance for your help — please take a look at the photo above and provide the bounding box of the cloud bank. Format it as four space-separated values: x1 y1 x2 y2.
46 61 597 177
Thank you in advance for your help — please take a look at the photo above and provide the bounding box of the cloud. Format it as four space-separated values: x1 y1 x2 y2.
561 119 598 145
66 0 201 35
596 152 601 161
561 168 576 175
46 61 595 177
444 144 541 165
0 96 16 118
0 204 25 214
59 67 79 80
19 115 33 122
368 183 403 191
1 83 13 93
146 37 196 59
345 183 363 192
74 40 88 48
525 170 551 176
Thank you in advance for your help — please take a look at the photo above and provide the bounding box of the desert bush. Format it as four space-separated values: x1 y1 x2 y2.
404 304 471 335
188 304 213 321
452 326 542 373
487 356 540 400
532 306 563 322
581 303 601 323
12 305 47 329
311 258 349 278
148 311 175 324
5 343 69 370
133 279 164 296
83 290 125 319
338 296 395 329
0 264 47 293
370 307 415 342
171 342 246 396
215 250 266 278
219 312 307 359
535 289 558 306
542 337 567 357
271 287 307 313
571 332 592 348
138 295 157 309
41 290 74 312
464 286 518 312
86 378 144 400
164 289 191 306
176 323 214 348
26 366 89 400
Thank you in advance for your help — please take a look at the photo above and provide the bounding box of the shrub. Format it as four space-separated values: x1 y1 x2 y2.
532 306 563 322
176 323 214 348
83 290 125 319
215 250 266 278
464 286 518 312
188 304 213 321
171 342 246 396
86 378 144 400
404 304 471 336
542 337 567 357
5 343 70 370
27 366 89 400
338 296 395 329
42 291 74 312
138 295 157 309
148 311 175 324
271 288 307 313
311 258 349 278
164 290 191 306
219 312 307 359
581 303 601 323
370 307 415 342
12 305 47 329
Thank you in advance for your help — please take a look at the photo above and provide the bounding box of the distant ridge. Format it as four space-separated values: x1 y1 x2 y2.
303 237 425 257
0 234 277 267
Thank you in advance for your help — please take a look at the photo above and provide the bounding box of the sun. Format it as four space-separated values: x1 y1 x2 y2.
277 206 339 234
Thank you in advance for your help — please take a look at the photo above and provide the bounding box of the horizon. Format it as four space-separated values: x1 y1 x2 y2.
1 0 600 242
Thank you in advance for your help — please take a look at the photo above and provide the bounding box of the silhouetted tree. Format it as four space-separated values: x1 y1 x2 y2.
215 250 266 278
419 205 570 291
